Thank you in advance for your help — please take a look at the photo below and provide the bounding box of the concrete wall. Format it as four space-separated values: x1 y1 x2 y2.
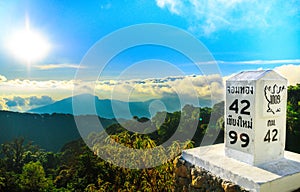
174 156 248 192
174 155 300 192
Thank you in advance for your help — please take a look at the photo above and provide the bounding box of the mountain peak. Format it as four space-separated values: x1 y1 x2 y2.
72 93 99 100
28 95 196 119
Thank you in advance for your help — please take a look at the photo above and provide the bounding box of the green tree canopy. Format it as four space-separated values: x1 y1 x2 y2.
19 161 49 192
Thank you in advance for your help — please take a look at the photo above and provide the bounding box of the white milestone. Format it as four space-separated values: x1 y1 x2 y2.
225 70 287 165
183 70 300 192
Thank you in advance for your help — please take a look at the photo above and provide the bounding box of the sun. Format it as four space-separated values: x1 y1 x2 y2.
7 27 50 63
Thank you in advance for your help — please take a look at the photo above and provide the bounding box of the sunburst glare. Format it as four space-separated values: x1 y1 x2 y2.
7 18 50 65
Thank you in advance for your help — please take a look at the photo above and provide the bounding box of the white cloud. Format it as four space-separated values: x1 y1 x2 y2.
0 74 7 82
0 79 75 90
274 64 300 85
28 96 54 106
222 64 300 86
156 0 299 35
156 0 181 15
34 64 85 70
4 96 25 107
0 95 55 111
95 74 224 103
215 59 300 65
0 99 7 110
0 79 75 110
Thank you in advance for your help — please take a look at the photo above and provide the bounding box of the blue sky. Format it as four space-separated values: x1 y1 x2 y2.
0 0 299 111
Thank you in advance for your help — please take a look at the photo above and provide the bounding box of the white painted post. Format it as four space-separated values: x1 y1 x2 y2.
225 70 287 165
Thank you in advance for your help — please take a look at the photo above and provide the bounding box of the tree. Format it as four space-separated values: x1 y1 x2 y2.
0 137 39 173
0 176 5 191
286 84 300 135
19 161 49 192
282 85 300 154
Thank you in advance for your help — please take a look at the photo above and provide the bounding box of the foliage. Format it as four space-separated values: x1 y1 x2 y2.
287 84 300 135
0 134 192 191
19 161 50 192
1 137 39 173
285 84 300 153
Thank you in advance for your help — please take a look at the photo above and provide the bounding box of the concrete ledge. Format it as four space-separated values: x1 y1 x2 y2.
182 144 300 192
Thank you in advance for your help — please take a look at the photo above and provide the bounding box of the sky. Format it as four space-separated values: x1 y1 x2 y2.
0 0 299 111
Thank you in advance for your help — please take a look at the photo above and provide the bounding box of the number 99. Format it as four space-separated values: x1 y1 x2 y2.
228 131 250 148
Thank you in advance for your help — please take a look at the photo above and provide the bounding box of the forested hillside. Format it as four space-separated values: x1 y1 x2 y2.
0 104 223 191
0 111 117 151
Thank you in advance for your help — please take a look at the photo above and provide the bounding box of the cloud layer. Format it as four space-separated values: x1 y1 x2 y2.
1 64 300 111
94 74 224 103
1 95 54 111
0 75 7 82
34 63 85 70
274 64 300 85
0 74 224 111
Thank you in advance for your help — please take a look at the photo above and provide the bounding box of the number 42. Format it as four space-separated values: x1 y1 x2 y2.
229 99 250 115
264 129 278 142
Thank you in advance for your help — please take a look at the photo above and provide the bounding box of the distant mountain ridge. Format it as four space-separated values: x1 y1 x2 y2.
0 110 117 151
29 94 204 119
